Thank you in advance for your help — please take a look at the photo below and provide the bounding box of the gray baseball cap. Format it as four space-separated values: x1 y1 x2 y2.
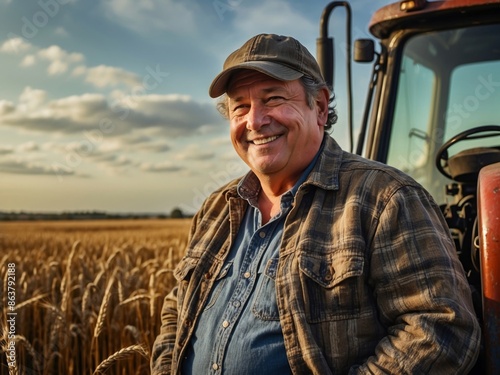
209 33 325 98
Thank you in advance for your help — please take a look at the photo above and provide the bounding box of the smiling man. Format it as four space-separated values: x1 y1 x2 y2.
151 34 480 375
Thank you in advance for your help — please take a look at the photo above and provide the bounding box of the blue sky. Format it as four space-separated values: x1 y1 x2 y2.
0 0 391 215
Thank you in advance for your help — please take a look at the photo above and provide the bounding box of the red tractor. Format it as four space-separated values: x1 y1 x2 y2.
317 0 500 373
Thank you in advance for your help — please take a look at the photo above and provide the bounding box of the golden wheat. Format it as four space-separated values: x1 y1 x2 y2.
92 344 148 375
0 218 191 375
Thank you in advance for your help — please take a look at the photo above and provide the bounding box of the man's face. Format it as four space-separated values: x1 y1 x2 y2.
226 70 327 186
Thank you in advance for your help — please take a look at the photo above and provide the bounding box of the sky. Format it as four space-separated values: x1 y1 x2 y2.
0 0 392 215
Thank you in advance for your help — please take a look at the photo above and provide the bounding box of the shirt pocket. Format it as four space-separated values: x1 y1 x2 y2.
252 257 280 321
203 260 234 311
174 254 199 283
299 252 364 323
172 254 200 309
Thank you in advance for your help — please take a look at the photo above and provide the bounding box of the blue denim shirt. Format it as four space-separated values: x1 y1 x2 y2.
181 148 320 375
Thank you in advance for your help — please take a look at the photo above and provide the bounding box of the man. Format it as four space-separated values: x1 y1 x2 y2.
151 34 480 374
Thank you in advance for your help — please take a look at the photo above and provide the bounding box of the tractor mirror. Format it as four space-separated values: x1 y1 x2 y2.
354 39 375 63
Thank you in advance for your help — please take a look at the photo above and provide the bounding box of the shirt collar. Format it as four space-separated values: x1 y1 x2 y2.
236 137 325 204
224 134 344 202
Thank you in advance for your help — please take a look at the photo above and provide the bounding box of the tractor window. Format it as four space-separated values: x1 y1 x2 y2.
386 23 500 205
444 61 500 149
387 54 435 186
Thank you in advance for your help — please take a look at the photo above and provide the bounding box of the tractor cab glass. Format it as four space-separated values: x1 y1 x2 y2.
386 23 500 204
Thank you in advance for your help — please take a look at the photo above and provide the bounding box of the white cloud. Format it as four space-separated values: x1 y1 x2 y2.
0 37 32 54
37 45 84 76
175 144 215 161
0 100 15 115
17 141 39 152
0 145 14 155
73 65 142 88
19 87 48 111
54 27 69 37
1 38 152 91
21 54 36 67
38 45 83 63
140 160 183 173
232 1 316 37
0 157 75 176
0 92 222 137
102 0 198 35
2 39 88 77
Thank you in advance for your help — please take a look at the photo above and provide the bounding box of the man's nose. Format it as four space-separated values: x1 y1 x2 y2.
246 103 270 131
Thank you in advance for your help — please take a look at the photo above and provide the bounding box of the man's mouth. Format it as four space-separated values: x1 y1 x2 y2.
251 135 280 145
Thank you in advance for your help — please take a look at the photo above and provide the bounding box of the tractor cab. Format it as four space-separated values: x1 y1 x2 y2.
318 0 500 373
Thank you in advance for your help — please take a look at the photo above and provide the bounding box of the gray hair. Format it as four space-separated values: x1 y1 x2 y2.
216 76 337 131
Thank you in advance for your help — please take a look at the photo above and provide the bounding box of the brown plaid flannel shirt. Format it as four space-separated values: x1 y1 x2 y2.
151 135 480 375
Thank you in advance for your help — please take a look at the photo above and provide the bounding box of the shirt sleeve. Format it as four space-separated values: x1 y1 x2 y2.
352 185 481 374
150 286 179 375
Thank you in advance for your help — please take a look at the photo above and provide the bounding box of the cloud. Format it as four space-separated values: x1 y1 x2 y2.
0 145 14 155
0 89 222 138
19 86 47 111
120 134 171 152
54 27 69 37
17 141 39 152
37 45 84 76
175 144 215 161
102 0 199 36
73 65 142 88
0 100 15 115
232 1 316 37
140 160 184 173
1 37 138 89
21 54 36 67
0 158 75 176
0 37 32 54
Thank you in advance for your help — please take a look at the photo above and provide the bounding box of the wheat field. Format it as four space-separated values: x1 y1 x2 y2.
0 219 192 375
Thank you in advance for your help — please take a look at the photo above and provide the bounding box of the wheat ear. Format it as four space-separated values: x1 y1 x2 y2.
92 344 148 374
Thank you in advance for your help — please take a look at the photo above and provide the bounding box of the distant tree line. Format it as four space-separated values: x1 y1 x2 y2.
0 208 193 221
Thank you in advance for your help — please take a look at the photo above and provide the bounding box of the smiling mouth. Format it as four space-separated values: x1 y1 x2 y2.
251 135 281 145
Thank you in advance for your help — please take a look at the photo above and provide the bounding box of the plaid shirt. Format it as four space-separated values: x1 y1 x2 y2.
151 135 480 375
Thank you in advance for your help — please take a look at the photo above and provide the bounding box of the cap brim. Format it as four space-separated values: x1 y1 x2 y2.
208 61 303 98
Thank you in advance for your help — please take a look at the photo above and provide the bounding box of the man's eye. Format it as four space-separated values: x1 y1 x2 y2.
231 104 249 114
266 96 285 103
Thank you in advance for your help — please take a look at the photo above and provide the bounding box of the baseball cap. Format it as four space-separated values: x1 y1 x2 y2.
209 33 325 98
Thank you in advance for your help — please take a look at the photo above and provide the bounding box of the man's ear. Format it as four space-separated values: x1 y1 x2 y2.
316 87 330 126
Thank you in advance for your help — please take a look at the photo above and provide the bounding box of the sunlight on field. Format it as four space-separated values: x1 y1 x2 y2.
0 219 191 375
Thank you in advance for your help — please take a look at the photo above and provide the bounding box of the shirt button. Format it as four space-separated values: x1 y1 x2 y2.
259 231 266 238
222 320 230 328
243 271 251 278
233 300 241 307
212 363 219 370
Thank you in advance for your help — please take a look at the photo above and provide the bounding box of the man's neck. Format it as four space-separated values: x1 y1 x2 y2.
257 173 298 225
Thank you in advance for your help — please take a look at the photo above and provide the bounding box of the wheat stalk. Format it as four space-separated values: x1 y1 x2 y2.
148 273 156 318
92 344 148 374
93 270 117 339
119 294 150 307
82 282 97 322
60 240 80 313
105 249 121 270
14 335 41 373
14 293 49 311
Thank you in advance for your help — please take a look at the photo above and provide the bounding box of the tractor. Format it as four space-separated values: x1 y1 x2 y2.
317 0 500 373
